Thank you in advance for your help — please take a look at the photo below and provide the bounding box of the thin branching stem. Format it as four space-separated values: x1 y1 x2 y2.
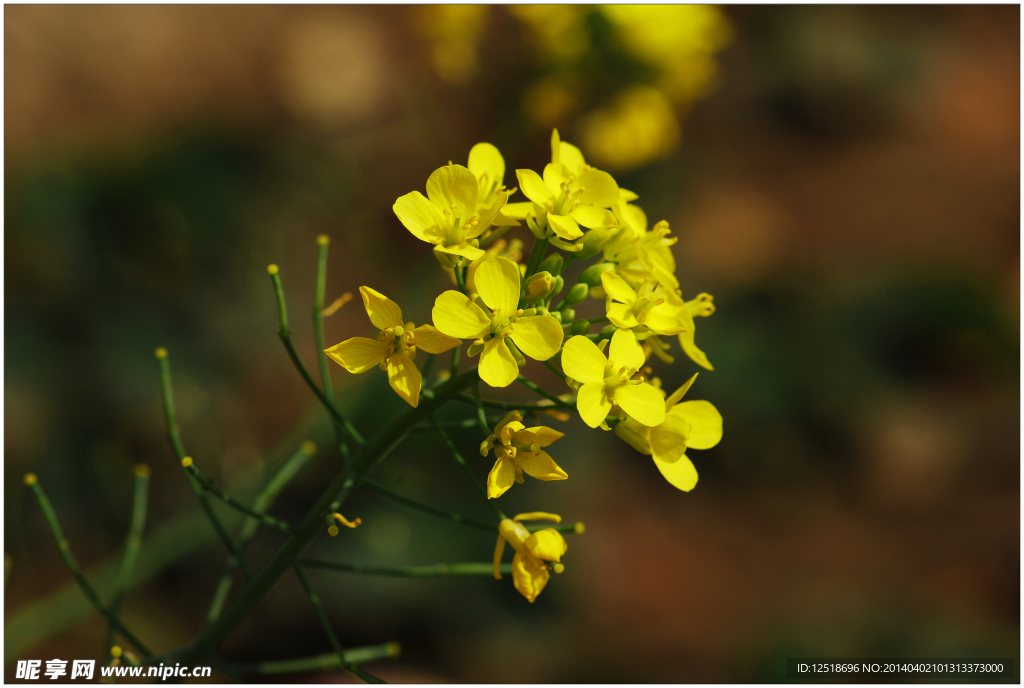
183 459 293 532
106 466 150 659
228 643 400 675
472 380 491 436
157 350 255 579
312 237 348 458
294 562 384 684
516 375 576 409
363 480 497 533
24 476 153 657
429 417 505 521
304 559 513 577
449 343 461 378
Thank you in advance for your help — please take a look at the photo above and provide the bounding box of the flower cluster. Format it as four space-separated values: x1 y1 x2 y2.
326 130 722 602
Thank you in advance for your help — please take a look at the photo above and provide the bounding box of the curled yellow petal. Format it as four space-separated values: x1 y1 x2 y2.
513 426 564 448
652 452 698 492
577 168 620 208
487 456 516 499
523 528 567 562
513 512 562 523
387 352 422 407
674 400 723 449
516 450 567 481
516 168 555 207
493 535 506 580
511 550 550 603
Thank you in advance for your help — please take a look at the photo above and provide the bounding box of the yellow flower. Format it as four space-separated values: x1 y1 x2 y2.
561 329 666 428
602 219 679 290
614 373 722 491
394 163 511 269
600 271 687 337
480 411 567 499
432 257 564 388
467 143 519 227
492 512 567 603
655 291 715 370
503 130 619 251
324 287 460 407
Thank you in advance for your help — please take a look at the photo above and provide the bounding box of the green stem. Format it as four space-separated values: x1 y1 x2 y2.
410 416 503 433
157 350 254 580
363 480 497 533
206 442 316 623
229 642 400 675
183 366 482 663
183 460 293 532
106 466 150 659
429 417 505 521
269 268 365 447
516 375 576 409
449 343 461 378
472 380 490 436
24 476 152 657
454 263 467 294
313 237 348 458
420 353 436 387
541 359 567 382
563 316 609 330
478 224 511 247
453 393 563 412
294 562 383 684
304 559 512 577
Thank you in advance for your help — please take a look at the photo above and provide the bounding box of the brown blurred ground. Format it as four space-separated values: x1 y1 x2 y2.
5 5 1018 683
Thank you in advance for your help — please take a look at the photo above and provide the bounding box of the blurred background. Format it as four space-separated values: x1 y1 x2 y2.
5 4 1019 682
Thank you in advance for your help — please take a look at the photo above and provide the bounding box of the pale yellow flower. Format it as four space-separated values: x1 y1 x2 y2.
614 373 722 491
432 257 563 388
493 512 568 603
480 411 567 499
325 287 460 407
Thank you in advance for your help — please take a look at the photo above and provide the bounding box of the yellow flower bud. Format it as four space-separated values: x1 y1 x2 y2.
524 271 556 302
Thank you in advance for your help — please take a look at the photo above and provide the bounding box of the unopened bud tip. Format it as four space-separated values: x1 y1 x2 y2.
267 264 279 275
181 457 193 468
133 464 151 478
23 473 37 486
154 347 168 359
316 235 330 246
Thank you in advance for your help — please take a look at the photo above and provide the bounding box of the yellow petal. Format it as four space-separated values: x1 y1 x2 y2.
542 162 572 193
513 512 561 523
487 456 516 499
516 168 555 206
493 535 506 580
652 452 698 492
674 401 723 450
324 337 387 373
643 308 688 336
513 426 564 448
607 303 639 329
515 450 567 481
432 291 491 339
434 242 486 260
678 324 713 371
559 141 586 172
426 164 478 214
510 315 563 361
613 382 666 427
500 202 535 220
650 412 690 464
561 336 607 384
577 381 612 428
523 528 567 562
479 338 518 388
474 257 520 317
410 324 461 354
547 213 583 240
393 191 444 242
468 142 505 187
511 551 549 603
618 188 639 202
664 373 698 409
386 352 421 407
571 206 617 229
608 328 645 371
600 271 637 305
578 168 619 207
614 417 652 454
550 128 561 163
359 286 403 330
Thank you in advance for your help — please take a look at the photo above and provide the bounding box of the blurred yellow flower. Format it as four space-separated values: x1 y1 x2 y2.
493 512 568 602
416 5 489 85
480 411 567 498
579 86 680 171
614 373 722 491
324 287 460 407
561 329 666 428
507 5 590 62
432 257 563 387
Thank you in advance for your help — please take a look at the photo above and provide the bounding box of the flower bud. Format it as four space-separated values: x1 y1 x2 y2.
560 308 575 323
576 227 618 260
598 324 617 340
564 283 589 306
570 320 591 336
524 271 556 303
578 262 616 287
550 310 562 323
538 253 563 275
552 275 565 299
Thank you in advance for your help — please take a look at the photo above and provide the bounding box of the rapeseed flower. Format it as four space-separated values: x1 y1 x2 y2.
493 512 567 602
394 162 511 269
614 373 722 491
561 329 666 428
601 271 687 337
433 257 563 387
325 287 460 407
480 411 567 498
